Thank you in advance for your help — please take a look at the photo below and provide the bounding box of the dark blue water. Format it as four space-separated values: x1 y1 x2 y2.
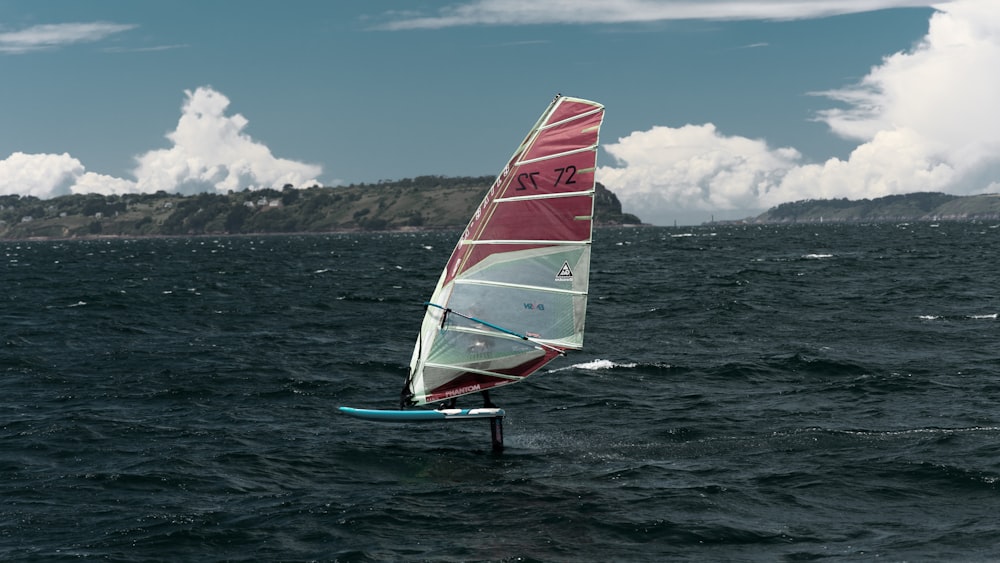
3 223 999 561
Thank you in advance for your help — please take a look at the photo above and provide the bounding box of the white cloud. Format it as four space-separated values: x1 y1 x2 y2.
0 87 322 200
598 0 1000 224
597 124 801 217
378 0 937 29
816 0 1000 162
70 172 143 197
768 129 957 205
133 87 322 195
0 22 136 54
0 152 84 198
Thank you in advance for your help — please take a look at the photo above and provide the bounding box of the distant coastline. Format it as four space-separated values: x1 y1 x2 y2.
11 183 996 240
713 192 1000 225
0 176 642 241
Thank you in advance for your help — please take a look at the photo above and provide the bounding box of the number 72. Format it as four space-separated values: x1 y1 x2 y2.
515 165 577 190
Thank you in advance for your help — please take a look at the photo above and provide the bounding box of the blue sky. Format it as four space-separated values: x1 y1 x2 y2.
2 1 998 225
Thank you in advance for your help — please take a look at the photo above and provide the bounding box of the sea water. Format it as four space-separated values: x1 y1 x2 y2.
2 222 999 561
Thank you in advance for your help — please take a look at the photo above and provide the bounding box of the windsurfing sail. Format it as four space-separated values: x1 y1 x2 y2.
401 95 605 407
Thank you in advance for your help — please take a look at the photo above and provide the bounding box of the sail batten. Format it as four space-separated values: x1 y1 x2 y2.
496 189 595 203
458 239 591 246
516 146 597 166
540 107 604 130
454 278 588 296
422 363 529 381
402 95 604 407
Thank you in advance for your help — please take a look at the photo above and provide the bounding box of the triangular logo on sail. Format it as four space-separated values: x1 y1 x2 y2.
555 261 574 282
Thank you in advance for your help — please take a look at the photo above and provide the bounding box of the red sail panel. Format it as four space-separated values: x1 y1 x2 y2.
520 110 603 164
497 151 597 199
479 195 593 242
548 99 604 126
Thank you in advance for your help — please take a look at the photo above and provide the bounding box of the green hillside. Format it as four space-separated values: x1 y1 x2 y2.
0 176 641 240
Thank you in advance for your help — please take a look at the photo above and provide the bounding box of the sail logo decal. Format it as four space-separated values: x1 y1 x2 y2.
444 383 482 398
555 261 574 282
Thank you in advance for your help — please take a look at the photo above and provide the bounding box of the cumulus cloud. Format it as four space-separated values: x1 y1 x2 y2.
816 0 1000 168
133 87 321 195
0 152 84 198
598 124 801 214
0 22 136 54
598 0 1000 224
0 87 322 199
378 0 936 29
70 172 144 197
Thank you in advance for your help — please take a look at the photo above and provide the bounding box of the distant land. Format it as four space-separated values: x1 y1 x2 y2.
0 176 642 240
725 192 1000 225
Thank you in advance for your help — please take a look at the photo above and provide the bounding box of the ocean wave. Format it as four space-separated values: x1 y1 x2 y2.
917 313 997 321
836 425 1000 438
549 359 639 372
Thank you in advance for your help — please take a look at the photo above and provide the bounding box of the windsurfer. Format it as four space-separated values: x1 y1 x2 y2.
436 390 496 409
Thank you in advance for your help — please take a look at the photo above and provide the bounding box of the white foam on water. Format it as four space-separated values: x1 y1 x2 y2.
553 359 639 372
